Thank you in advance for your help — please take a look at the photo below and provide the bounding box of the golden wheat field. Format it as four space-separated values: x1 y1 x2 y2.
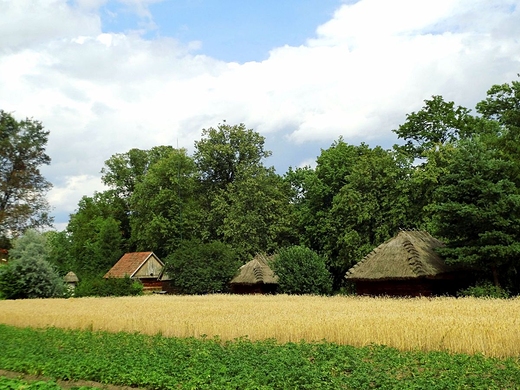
0 294 519 358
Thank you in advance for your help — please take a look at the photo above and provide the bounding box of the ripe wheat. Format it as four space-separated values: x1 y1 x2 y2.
0 295 518 357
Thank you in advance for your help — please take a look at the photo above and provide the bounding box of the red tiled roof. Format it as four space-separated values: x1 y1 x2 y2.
104 252 161 278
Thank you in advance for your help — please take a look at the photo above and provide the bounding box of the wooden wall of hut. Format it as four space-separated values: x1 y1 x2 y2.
230 283 278 295
353 277 469 297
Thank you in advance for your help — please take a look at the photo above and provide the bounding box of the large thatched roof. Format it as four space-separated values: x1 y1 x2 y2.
345 231 453 281
230 254 279 285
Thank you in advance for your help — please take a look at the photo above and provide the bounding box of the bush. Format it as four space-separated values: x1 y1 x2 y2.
457 281 510 299
0 257 64 299
273 246 332 295
74 275 143 297
165 239 240 294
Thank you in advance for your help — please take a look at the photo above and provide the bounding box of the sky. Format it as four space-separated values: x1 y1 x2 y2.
1 0 519 231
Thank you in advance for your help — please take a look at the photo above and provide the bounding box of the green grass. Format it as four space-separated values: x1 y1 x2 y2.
0 324 519 389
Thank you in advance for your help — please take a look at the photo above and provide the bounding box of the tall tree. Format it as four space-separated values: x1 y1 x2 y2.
193 122 286 253
430 135 520 289
0 111 52 237
194 122 272 191
209 166 296 258
67 193 125 278
394 95 475 158
130 148 202 258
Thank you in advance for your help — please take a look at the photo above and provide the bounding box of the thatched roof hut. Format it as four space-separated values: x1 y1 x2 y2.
345 231 465 296
230 253 279 294
63 271 79 284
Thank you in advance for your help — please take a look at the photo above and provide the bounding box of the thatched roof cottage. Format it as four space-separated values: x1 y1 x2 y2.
230 253 279 294
345 231 465 296
63 271 79 287
104 252 169 292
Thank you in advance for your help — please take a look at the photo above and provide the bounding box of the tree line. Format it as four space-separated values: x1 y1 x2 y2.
1 78 520 297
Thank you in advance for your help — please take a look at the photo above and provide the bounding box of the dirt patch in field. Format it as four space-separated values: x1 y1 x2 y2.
0 369 148 390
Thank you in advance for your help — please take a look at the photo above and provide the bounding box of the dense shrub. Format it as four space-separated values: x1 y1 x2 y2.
0 229 64 299
74 275 143 297
457 281 510 298
273 245 332 295
164 239 240 294
0 256 64 299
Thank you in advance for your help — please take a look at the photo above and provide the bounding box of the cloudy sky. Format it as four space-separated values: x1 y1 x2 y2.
1 0 519 230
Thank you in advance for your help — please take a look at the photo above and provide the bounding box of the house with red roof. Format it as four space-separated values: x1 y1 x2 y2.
104 252 169 292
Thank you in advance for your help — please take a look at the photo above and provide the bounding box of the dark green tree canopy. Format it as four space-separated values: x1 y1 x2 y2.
0 111 52 237
430 135 520 289
164 239 240 294
393 96 475 158
194 122 272 189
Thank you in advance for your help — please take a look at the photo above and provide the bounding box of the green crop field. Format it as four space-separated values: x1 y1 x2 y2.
1 324 519 389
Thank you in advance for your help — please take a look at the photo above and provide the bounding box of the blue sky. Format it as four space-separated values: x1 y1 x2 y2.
100 1 344 63
1 0 520 229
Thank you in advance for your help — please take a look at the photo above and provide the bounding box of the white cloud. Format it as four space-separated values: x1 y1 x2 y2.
1 0 519 228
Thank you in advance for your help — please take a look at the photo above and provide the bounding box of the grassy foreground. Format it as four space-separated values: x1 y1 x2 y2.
1 324 519 389
1 295 520 357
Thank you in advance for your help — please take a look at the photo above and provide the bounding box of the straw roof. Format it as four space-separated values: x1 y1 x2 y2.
230 254 279 285
63 271 79 283
345 231 453 281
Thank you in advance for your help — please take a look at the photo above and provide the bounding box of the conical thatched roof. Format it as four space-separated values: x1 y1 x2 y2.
63 271 79 283
230 254 279 285
345 231 453 281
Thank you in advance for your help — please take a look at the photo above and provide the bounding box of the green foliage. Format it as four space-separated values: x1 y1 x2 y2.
0 324 519 389
0 258 64 299
393 95 475 158
194 122 272 190
0 377 71 390
0 230 64 299
164 239 239 294
209 167 296 258
66 194 125 279
129 149 202 258
0 111 53 237
457 281 510 299
287 140 414 289
274 246 332 295
430 136 520 290
73 275 142 297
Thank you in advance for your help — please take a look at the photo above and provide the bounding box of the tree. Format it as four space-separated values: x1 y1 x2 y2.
286 139 414 289
0 229 63 299
476 79 520 132
67 193 125 278
102 146 175 200
193 122 272 190
430 135 520 290
101 146 175 241
0 111 53 237
209 166 296 258
129 148 202 257
164 239 240 294
394 96 475 158
273 246 332 295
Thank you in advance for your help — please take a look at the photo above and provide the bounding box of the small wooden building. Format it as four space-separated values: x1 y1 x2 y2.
230 254 279 294
345 231 465 297
104 252 166 292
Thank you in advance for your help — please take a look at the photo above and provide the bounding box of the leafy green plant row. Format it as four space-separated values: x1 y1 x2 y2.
0 376 98 390
0 324 519 389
